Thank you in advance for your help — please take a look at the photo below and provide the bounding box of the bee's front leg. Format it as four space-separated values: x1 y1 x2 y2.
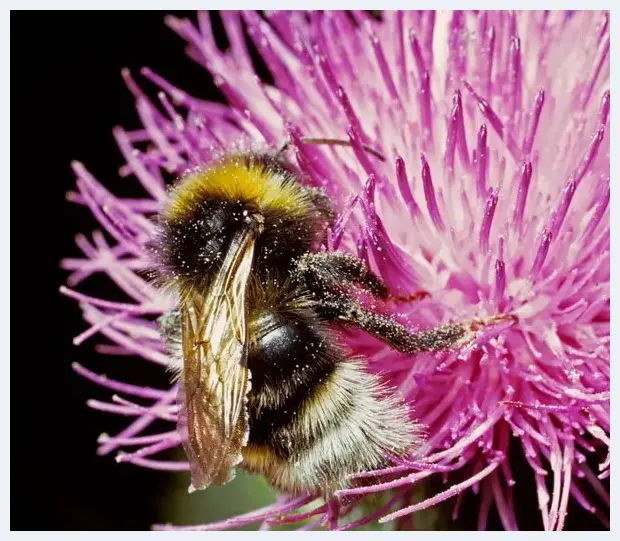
305 187 336 226
316 296 471 354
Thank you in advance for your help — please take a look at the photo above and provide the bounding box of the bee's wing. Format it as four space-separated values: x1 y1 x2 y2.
177 227 257 492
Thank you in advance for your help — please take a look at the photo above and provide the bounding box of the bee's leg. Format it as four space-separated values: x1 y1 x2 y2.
294 251 429 303
158 310 181 338
306 187 336 226
318 296 516 354
320 296 468 353
294 251 390 299
294 253 516 353
157 310 183 370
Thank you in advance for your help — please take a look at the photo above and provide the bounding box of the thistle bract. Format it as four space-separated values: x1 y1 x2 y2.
62 10 609 530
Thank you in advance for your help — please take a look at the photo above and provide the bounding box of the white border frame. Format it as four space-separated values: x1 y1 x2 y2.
3 2 616 538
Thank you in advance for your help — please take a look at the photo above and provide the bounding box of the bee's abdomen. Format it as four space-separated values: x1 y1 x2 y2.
244 309 421 496
246 311 345 457
243 358 422 495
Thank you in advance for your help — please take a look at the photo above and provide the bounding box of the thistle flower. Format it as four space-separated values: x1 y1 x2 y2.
62 10 610 531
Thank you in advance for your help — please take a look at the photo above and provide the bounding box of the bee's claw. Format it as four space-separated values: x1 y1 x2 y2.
469 313 519 332
389 290 431 303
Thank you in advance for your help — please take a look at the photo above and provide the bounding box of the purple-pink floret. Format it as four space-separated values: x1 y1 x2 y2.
61 11 609 531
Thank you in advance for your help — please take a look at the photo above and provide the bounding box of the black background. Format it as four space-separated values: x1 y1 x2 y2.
10 11 609 531
11 11 209 530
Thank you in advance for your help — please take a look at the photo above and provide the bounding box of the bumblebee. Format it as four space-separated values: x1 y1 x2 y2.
152 148 491 496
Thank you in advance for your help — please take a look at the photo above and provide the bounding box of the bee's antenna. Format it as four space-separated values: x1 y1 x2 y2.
301 137 386 162
276 138 292 159
276 137 386 162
